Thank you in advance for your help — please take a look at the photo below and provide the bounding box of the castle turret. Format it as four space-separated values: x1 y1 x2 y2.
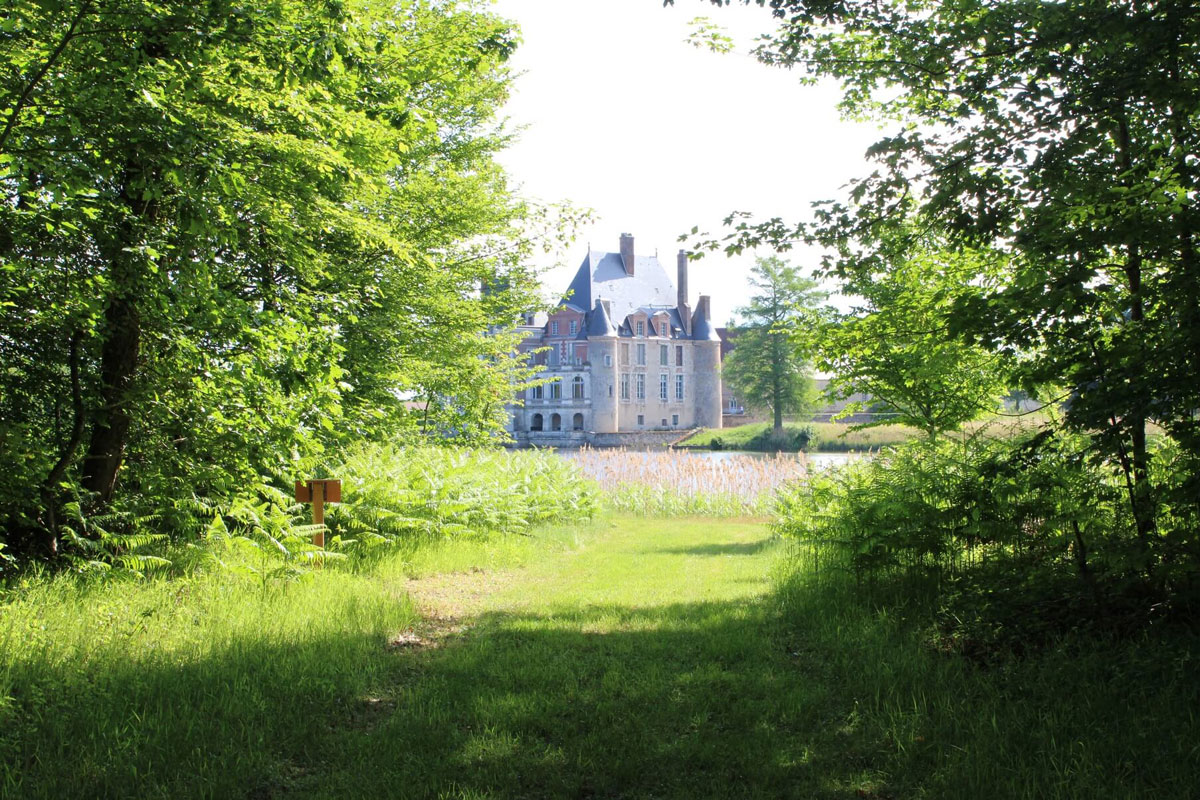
587 299 619 434
691 295 723 429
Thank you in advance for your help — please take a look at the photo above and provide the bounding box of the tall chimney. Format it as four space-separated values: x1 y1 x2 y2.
619 232 635 276
677 250 689 308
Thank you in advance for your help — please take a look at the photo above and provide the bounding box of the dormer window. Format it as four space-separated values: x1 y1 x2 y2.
550 321 559 335
569 320 578 336
636 321 645 337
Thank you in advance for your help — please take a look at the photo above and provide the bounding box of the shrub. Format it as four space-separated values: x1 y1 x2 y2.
773 431 1200 650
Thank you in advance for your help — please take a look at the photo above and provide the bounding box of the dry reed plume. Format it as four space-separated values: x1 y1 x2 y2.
568 447 808 515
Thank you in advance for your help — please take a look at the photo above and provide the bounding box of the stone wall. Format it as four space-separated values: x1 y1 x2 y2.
509 429 692 449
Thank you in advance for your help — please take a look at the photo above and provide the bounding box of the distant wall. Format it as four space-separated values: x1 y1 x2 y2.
510 429 691 449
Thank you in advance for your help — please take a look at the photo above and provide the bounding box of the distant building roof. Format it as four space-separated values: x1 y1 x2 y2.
563 249 676 327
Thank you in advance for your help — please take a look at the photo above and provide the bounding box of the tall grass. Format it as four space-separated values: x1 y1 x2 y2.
42 445 599 580
329 444 598 545
570 447 806 516
0 514 600 798
0 559 417 796
774 546 1200 797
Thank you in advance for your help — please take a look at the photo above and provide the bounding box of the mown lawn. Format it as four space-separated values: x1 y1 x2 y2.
3 516 1197 798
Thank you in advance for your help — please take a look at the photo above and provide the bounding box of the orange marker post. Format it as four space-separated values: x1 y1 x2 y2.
295 479 342 549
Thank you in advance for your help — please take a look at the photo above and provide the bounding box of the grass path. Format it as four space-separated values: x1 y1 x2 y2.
297 516 859 799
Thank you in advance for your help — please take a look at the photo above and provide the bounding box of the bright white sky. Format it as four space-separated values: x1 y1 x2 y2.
489 0 881 325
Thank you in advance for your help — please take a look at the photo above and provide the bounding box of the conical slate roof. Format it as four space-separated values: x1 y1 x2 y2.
586 299 617 337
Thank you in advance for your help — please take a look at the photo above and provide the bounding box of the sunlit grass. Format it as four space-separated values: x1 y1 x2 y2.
3 514 1196 798
0 518 600 798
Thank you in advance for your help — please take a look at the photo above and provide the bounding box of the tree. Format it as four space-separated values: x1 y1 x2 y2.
723 256 826 435
676 0 1200 562
0 0 542 556
821 244 1009 439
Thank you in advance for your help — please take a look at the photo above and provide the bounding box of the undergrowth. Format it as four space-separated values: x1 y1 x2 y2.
12 445 598 580
773 432 1200 655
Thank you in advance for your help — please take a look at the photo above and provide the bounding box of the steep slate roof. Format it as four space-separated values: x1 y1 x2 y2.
562 250 677 326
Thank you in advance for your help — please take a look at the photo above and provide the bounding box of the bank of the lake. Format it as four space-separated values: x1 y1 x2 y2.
678 421 916 453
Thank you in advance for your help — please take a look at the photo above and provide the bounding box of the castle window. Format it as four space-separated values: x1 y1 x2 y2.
637 414 644 426
572 376 584 399
604 354 613 367
672 414 679 426
572 413 584 431
659 373 668 402
550 413 561 431
636 344 646 365
620 374 630 400
660 345 669 365
620 343 630 366
569 320 578 336
550 321 559 335
676 374 684 400
550 379 562 400
676 346 683 366
636 321 645 337
531 384 543 400
636 373 645 400
530 413 543 431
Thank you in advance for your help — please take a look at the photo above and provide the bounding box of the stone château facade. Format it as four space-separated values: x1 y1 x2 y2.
508 233 723 445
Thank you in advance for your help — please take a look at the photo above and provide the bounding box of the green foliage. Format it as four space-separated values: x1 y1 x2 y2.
683 421 815 452
686 420 923 452
685 0 1200 558
773 432 1200 647
327 444 599 544
820 243 1010 438
722 256 827 432
0 0 556 558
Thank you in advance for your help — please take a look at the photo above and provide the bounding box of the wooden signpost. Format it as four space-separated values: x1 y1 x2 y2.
295 479 341 548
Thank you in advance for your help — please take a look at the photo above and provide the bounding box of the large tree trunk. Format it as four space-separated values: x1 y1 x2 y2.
80 175 152 506
81 293 140 504
1116 113 1158 558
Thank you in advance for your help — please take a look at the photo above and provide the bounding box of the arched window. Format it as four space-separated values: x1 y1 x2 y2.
530 413 543 432
572 413 584 431
550 413 562 431
572 376 585 399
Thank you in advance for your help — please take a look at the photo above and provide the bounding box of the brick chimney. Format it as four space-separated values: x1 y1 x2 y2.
677 250 689 308
619 233 635 276
676 250 691 334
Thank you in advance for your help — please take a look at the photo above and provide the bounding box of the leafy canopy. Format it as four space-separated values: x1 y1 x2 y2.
723 256 827 433
0 0 552 555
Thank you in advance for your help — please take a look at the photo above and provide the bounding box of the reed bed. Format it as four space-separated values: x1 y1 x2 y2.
568 447 807 516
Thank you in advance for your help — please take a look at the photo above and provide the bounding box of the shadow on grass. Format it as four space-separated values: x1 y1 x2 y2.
653 538 776 557
308 599 880 800
9 589 1196 799
1 595 876 800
